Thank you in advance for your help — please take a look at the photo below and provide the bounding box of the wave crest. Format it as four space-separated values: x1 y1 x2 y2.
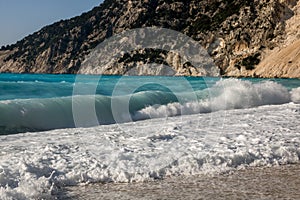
0 79 296 134
134 79 292 120
291 87 300 103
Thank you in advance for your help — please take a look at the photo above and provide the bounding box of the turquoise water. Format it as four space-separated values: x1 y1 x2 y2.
0 73 219 100
0 73 299 134
1 73 300 101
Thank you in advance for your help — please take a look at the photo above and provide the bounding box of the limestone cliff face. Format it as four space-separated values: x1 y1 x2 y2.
252 40 300 78
0 0 299 77
251 0 300 78
226 0 300 78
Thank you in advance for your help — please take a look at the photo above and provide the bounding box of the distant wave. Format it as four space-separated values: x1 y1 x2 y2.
0 79 299 134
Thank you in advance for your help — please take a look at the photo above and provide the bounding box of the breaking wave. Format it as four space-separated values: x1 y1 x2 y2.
134 79 295 119
0 79 298 134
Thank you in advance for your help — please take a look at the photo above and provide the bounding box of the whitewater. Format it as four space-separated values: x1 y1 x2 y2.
0 73 300 199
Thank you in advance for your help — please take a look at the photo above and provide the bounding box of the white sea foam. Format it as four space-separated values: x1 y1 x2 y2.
134 79 292 119
291 87 300 103
0 102 300 199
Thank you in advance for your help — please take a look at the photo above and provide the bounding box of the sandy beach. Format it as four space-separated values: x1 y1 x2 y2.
61 164 300 199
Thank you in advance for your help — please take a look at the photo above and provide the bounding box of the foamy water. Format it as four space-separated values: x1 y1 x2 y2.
0 74 300 199
0 103 300 199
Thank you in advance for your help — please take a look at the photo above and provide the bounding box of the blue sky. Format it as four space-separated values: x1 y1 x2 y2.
0 0 103 47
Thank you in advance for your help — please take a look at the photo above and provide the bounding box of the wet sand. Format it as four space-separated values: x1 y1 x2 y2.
59 164 300 199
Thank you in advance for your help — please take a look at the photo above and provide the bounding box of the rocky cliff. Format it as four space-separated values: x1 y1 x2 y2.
0 0 299 77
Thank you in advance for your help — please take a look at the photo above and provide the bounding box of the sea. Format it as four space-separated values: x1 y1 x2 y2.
0 73 300 199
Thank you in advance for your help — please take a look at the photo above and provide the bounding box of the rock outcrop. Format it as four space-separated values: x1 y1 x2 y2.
252 40 300 78
251 0 300 78
225 0 300 78
0 0 299 77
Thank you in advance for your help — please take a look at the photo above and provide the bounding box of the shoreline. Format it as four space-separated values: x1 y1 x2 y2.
61 164 300 199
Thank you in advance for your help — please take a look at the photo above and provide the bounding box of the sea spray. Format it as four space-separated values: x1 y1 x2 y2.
291 87 300 103
134 79 292 119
